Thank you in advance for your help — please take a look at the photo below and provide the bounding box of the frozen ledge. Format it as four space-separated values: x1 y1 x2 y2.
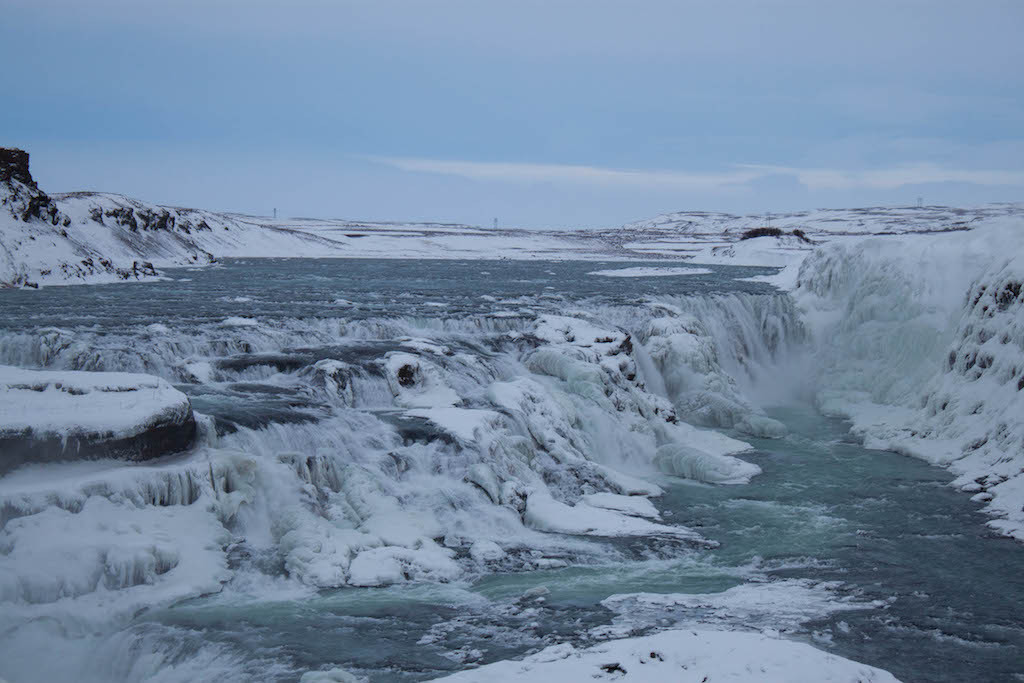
0 365 196 474
430 628 900 682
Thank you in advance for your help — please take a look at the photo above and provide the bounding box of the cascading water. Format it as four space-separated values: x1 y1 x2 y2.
1 257 1022 682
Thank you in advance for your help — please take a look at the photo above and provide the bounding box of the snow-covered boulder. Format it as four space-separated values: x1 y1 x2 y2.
0 366 196 473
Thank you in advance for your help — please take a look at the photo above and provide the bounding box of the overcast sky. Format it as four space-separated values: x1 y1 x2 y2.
3 0 1023 227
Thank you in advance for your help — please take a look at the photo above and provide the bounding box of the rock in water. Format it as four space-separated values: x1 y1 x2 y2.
0 365 196 474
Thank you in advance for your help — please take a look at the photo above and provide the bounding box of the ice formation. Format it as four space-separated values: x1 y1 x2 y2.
4 157 1023 681
795 220 1024 539
431 628 898 682
0 293 793 679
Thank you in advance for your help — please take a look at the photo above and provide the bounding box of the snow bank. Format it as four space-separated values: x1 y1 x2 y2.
431 628 899 682
795 220 1024 539
0 365 196 472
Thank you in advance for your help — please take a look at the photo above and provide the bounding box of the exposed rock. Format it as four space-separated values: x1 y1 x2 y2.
0 148 35 188
0 148 66 225
397 364 418 387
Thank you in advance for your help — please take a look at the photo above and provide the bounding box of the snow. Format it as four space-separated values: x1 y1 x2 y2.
580 492 661 519
5 161 1019 288
300 669 366 683
219 316 260 327
347 543 461 587
385 352 462 408
654 444 761 485
430 628 899 682
587 266 712 277
0 365 191 439
0 493 229 631
600 580 882 635
406 407 502 442
794 219 1024 539
5 185 1024 680
523 488 701 540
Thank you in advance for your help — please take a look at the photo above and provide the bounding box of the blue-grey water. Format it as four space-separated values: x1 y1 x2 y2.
1 259 1022 682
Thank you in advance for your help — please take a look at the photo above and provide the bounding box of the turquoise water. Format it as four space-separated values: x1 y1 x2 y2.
1 259 1021 682
135 405 1023 682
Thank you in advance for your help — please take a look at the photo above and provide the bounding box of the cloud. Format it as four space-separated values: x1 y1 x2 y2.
370 157 766 190
372 156 1024 192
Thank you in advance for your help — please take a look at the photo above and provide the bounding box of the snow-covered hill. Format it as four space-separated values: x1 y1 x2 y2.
613 204 1024 266
0 148 602 287
4 146 1023 287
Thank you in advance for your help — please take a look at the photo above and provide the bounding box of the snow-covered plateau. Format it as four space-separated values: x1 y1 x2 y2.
2 147 1021 288
1 147 1024 682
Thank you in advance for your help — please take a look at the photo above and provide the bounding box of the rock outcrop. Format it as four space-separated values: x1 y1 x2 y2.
0 148 35 188
0 366 197 474
0 147 67 226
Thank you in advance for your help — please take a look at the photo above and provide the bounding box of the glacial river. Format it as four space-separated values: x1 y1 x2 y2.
0 259 1021 682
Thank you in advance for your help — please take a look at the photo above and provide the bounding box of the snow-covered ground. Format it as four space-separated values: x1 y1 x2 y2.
3 147 1024 680
431 628 898 682
3 147 1021 286
0 365 197 473
0 365 192 439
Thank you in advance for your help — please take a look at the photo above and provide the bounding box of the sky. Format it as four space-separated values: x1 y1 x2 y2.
2 0 1023 227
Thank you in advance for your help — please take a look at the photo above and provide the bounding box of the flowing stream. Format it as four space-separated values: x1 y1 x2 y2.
0 259 1021 682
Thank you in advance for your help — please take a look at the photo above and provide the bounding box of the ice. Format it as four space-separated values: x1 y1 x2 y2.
3 246 949 679
406 407 503 442
385 352 461 408
0 493 229 632
654 443 761 485
300 669 366 683
523 488 701 540
600 580 882 635
0 365 192 438
219 316 260 327
466 463 502 503
794 219 1024 539
347 542 461 587
580 492 661 519
469 539 507 562
431 628 899 682
734 413 788 438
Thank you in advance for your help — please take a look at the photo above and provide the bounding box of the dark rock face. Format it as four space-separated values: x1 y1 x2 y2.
0 148 35 188
0 148 66 225
397 364 418 387
0 414 197 475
